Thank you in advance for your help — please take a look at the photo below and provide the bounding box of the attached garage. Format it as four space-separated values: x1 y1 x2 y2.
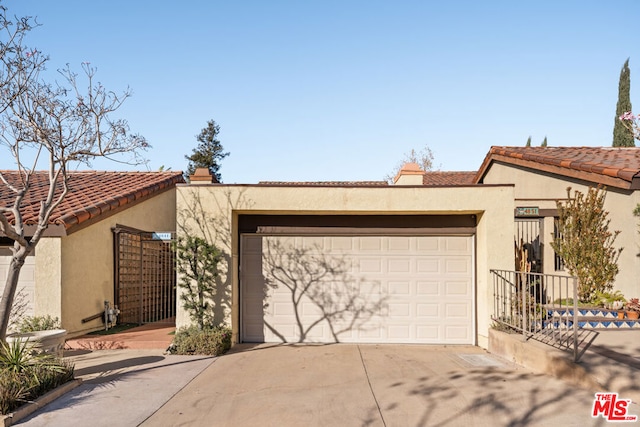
239 216 475 344
175 181 515 349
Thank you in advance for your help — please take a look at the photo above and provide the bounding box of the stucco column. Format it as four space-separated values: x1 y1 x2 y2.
34 237 63 323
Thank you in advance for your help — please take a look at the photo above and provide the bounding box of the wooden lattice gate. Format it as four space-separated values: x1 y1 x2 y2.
113 225 176 324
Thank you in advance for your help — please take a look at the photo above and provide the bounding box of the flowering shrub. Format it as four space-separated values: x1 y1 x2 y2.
619 112 640 140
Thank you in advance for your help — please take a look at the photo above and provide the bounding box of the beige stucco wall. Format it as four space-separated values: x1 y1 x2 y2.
482 162 640 299
176 184 515 349
34 238 62 320
34 188 177 336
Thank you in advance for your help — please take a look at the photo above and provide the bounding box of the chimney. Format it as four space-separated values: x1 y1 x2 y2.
189 168 216 184
393 162 426 185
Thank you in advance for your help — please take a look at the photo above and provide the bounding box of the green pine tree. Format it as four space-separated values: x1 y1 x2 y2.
613 59 635 147
525 136 531 147
185 120 230 182
541 136 547 147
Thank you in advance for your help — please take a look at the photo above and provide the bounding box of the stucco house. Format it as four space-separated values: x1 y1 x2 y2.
475 146 640 300
0 170 184 336
176 147 640 350
176 166 514 349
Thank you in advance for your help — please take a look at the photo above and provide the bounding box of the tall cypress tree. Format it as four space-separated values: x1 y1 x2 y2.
613 59 634 147
525 136 531 147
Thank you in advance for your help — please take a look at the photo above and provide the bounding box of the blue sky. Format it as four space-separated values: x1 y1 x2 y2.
1 1 639 183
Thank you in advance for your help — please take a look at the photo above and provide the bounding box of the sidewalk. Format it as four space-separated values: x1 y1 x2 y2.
13 349 216 427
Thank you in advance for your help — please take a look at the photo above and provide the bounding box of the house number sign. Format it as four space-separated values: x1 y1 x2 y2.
515 207 539 217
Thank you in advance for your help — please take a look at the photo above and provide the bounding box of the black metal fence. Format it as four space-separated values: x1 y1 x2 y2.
491 269 581 361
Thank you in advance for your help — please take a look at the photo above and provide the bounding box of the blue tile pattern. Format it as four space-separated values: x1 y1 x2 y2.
542 307 640 330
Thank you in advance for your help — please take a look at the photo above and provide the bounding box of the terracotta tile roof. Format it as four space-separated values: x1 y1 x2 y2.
258 181 389 186
422 171 477 186
475 146 640 190
0 171 184 233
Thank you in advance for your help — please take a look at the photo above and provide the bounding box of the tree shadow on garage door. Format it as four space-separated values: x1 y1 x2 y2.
257 238 389 343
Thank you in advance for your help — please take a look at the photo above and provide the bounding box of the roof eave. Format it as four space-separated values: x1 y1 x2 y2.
490 154 635 190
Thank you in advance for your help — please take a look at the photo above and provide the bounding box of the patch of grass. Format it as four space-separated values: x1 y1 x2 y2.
87 323 139 336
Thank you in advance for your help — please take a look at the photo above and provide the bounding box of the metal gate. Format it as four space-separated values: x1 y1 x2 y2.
515 218 543 274
113 225 176 324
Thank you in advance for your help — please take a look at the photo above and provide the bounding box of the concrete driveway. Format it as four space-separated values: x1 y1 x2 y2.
141 344 619 427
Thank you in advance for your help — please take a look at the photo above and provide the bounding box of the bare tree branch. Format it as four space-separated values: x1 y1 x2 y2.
0 5 149 340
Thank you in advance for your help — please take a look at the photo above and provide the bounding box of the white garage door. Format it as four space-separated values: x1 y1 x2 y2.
241 234 474 344
0 253 36 322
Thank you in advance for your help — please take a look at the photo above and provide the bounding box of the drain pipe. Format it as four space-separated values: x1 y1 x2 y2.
104 300 109 331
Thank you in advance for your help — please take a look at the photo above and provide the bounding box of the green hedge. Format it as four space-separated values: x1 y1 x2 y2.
169 325 232 356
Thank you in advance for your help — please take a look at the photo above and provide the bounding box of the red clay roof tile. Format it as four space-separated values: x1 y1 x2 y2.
475 146 640 189
422 171 477 186
0 170 184 232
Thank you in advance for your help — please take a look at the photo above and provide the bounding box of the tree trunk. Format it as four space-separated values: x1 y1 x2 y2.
0 254 25 341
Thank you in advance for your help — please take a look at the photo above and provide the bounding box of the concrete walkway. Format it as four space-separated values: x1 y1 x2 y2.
12 330 640 427
14 349 214 427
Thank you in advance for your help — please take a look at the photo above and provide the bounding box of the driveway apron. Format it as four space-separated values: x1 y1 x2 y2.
141 344 619 427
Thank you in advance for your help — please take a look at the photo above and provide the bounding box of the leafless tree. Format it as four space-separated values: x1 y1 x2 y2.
0 7 148 340
385 144 437 183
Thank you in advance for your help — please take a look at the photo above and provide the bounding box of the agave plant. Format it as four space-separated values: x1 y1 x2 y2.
0 339 64 374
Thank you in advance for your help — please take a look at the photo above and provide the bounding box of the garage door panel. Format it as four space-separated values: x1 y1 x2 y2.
416 281 438 295
301 301 324 316
445 237 472 253
388 237 410 251
388 302 411 317
445 258 472 274
417 303 439 318
445 325 471 341
417 325 439 339
359 237 383 251
446 303 470 318
241 234 474 344
388 259 410 273
416 258 440 273
359 258 383 273
416 236 440 252
445 281 470 296
360 280 383 295
388 281 410 295
330 236 353 251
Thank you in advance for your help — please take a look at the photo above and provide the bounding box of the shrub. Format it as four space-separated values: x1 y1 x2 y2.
0 339 74 415
16 315 61 333
551 187 622 303
175 236 223 330
0 369 27 415
169 325 231 356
